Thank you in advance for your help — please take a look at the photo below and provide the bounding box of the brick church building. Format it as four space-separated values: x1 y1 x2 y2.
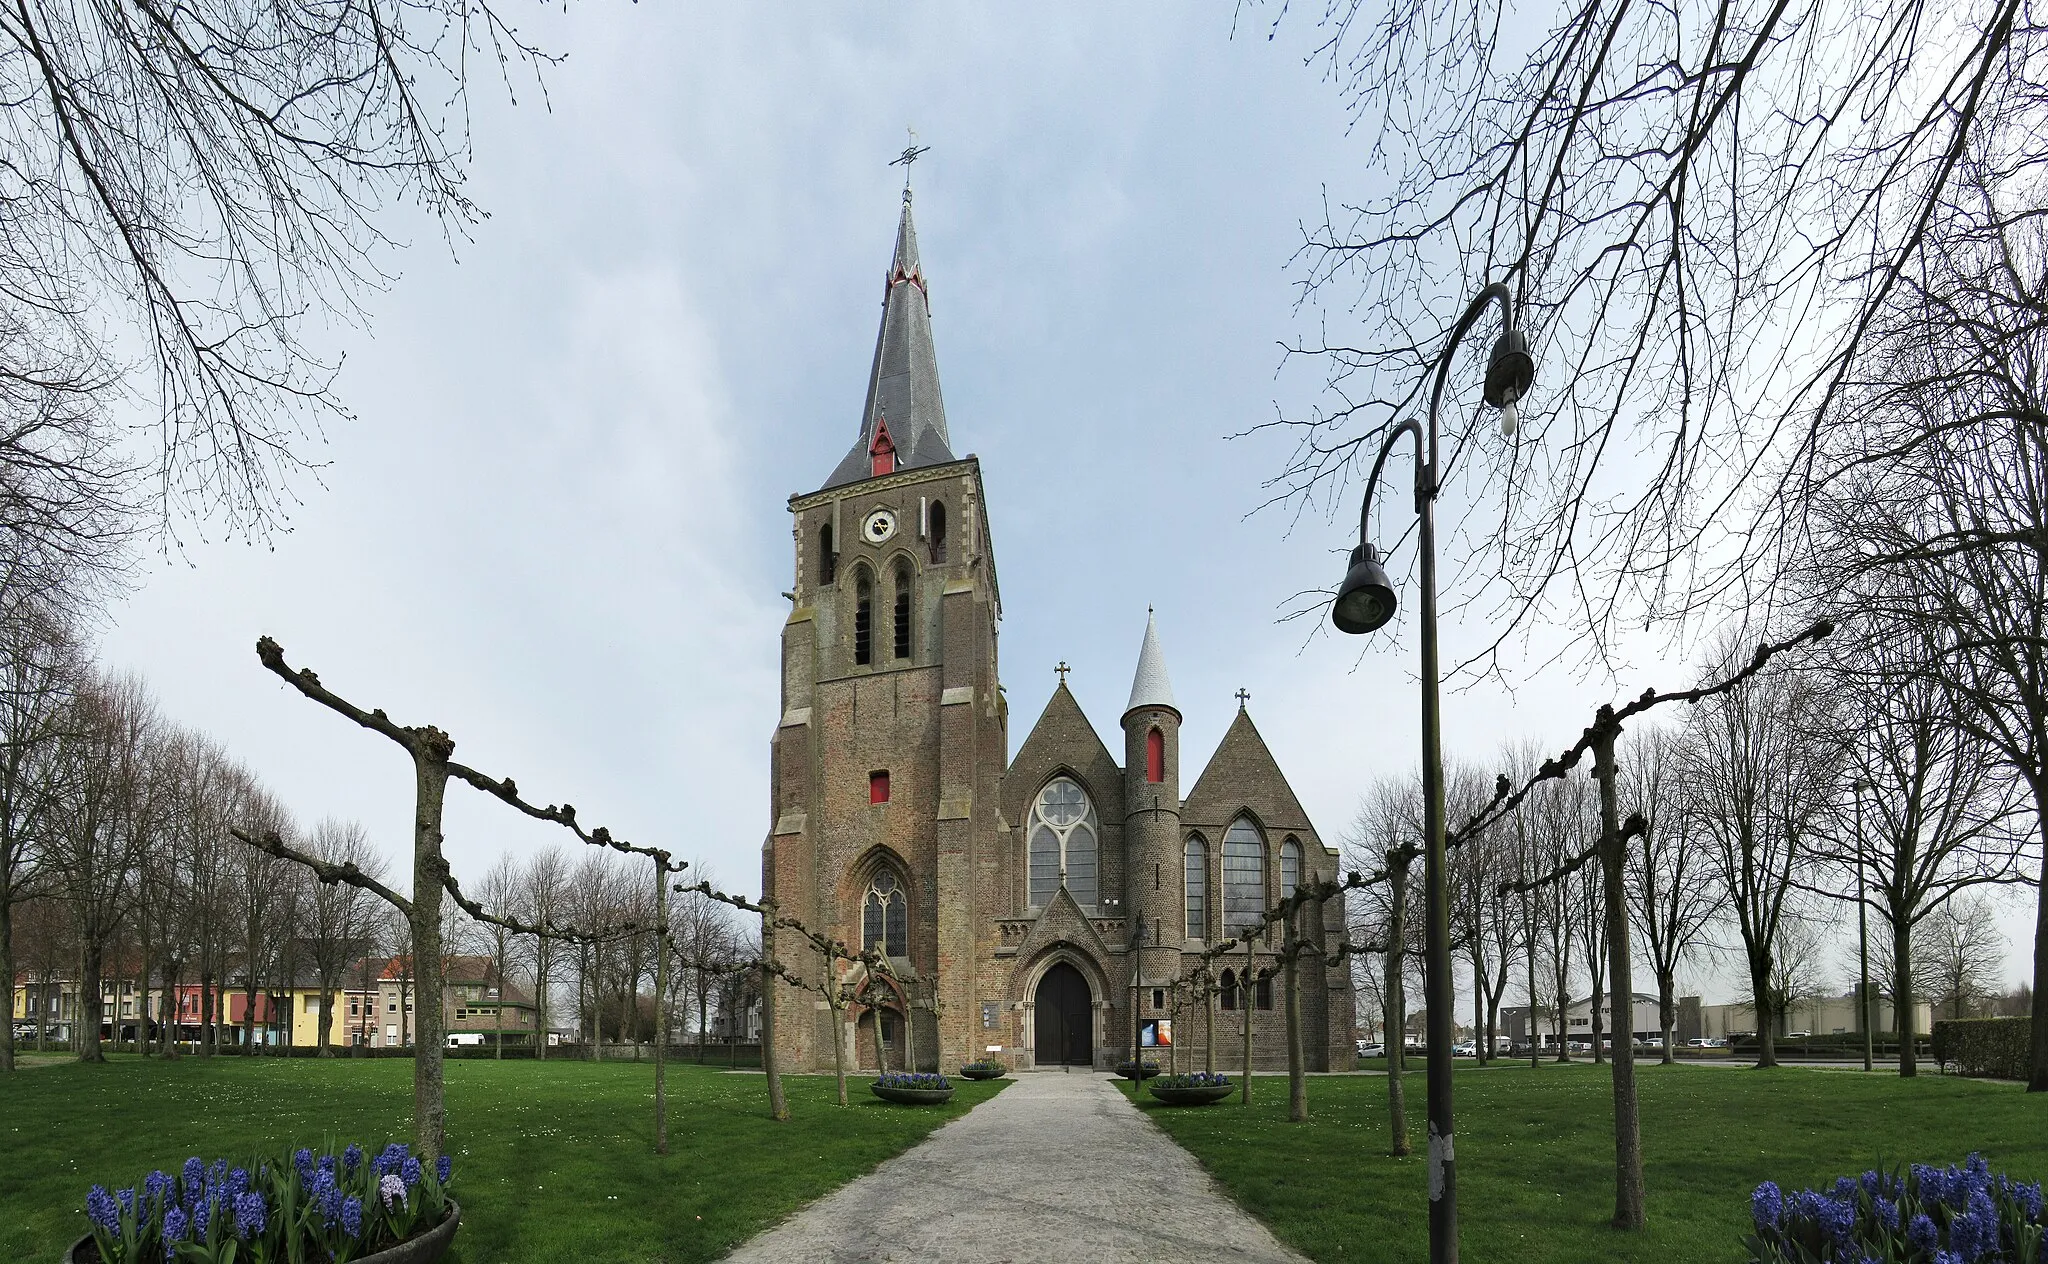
761 189 1354 1074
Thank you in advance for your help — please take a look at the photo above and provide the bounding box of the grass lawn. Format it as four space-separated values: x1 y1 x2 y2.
0 1055 1005 1263
1126 1062 2048 1263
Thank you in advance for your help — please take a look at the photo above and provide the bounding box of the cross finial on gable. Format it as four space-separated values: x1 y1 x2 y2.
1055 661 1070 686
1235 688 1251 709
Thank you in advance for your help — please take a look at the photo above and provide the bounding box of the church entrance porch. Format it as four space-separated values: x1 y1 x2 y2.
1032 961 1093 1067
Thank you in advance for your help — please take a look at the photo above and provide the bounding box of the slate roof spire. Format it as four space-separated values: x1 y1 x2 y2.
823 188 956 488
1125 607 1180 719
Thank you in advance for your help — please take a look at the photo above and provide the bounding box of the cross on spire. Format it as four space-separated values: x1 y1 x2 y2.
889 128 930 201
1235 688 1251 709
1056 661 1070 686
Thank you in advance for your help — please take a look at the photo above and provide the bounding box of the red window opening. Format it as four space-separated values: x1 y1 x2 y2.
869 417 897 477
1146 728 1165 783
870 770 891 804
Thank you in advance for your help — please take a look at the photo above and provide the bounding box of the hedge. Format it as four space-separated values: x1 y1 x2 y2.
1931 1016 2031 1080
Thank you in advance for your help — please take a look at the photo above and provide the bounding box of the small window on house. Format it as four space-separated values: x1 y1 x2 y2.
893 559 912 659
928 501 948 562
870 417 896 477
1152 989 1165 1011
1256 975 1274 1010
819 521 837 585
870 770 891 804
1220 969 1238 1011
854 570 873 665
1146 728 1165 783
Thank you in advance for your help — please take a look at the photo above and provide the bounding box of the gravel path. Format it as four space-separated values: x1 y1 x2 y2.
719 1071 1306 1264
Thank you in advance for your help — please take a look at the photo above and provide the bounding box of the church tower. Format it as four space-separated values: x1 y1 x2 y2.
765 189 1007 1074
1121 612 1184 996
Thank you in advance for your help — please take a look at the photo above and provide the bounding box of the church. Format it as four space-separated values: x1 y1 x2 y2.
760 188 1355 1074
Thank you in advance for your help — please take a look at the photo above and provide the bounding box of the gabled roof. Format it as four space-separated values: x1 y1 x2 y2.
1004 680 1123 826
822 190 956 489
1123 610 1178 720
1183 706 1319 840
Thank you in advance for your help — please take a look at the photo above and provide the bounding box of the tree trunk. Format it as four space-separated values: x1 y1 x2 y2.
1524 888 1539 1070
2029 783 2047 1092
0 899 14 1071
654 865 670 1155
1750 954 1779 1069
827 985 849 1107
1387 861 1411 1156
759 909 787 1121
78 940 106 1063
1285 905 1307 1122
1204 975 1216 1074
408 752 451 1161
1471 943 1487 1067
199 969 214 1058
1657 972 1676 1066
1893 916 1918 1077
1241 937 1255 1105
1593 727 1646 1230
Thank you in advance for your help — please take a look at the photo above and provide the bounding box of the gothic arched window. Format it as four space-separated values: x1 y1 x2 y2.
928 500 948 563
853 569 873 666
1281 837 1302 901
1222 818 1265 935
1220 968 1238 1011
892 558 913 660
862 870 908 958
818 521 836 586
1184 837 1208 940
1026 777 1099 912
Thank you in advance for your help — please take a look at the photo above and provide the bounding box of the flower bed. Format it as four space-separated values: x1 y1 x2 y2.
1147 1072 1235 1105
74 1142 458 1264
959 1061 1007 1080
1746 1154 2045 1263
870 1072 954 1105
1115 1060 1163 1081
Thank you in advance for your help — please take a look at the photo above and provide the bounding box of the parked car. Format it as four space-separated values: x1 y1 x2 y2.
1639 1036 1663 1049
1451 1041 1477 1057
1356 1042 1385 1059
12 1021 37 1040
1786 1030 1812 1040
1685 1037 1710 1048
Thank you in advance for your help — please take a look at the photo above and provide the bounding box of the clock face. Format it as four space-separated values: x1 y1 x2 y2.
862 509 898 545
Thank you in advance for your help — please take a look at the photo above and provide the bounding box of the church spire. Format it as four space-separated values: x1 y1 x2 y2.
822 189 956 488
1124 608 1179 719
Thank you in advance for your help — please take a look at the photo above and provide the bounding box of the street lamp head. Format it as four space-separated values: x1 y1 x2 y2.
1483 327 1535 436
1332 543 1397 635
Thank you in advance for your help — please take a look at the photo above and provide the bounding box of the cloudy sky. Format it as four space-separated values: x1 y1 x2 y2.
93 4 2032 1000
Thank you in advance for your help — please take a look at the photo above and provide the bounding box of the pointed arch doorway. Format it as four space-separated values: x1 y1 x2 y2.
1034 961 1093 1067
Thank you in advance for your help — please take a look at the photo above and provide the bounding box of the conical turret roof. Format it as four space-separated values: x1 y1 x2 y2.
823 190 956 488
1124 609 1179 718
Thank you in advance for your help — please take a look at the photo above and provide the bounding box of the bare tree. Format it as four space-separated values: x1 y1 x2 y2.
1683 643 1840 1066
0 0 562 541
1916 896 2009 1021
518 845 571 1059
472 852 523 1060
1623 724 1724 1063
0 599 81 1070
304 819 384 1055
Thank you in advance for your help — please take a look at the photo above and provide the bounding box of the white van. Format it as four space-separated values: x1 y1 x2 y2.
446 1032 483 1048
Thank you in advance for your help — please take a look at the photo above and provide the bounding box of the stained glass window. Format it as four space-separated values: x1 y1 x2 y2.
1222 818 1265 935
1185 837 1208 940
1026 777 1099 913
863 870 907 957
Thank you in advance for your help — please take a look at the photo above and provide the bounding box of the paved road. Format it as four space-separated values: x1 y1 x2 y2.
719 1071 1307 1264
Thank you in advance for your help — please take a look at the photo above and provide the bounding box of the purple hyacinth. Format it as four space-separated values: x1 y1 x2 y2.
293 1148 315 1179
436 1154 452 1184
1909 1213 1941 1254
182 1157 205 1202
342 1143 364 1173
192 1196 211 1242
86 1185 120 1233
340 1195 364 1240
116 1187 135 1217
379 1173 406 1209
1751 1181 1784 1231
162 1205 190 1244
2016 1180 2046 1222
144 1170 171 1207
234 1191 266 1240
1874 1195 1900 1232
1817 1195 1856 1245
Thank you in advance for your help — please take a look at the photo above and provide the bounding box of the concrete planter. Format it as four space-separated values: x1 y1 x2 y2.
871 1083 955 1105
1148 1084 1236 1106
1115 1062 1163 1081
68 1200 461 1264
959 1065 1006 1081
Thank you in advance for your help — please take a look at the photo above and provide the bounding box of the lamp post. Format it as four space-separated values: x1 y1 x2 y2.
1332 282 1533 1264
1854 778 1872 1072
